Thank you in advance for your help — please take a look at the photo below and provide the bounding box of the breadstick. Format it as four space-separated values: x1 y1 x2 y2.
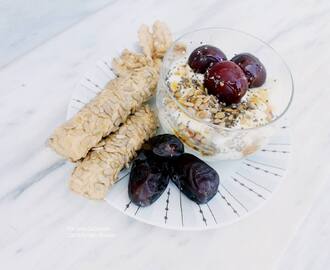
48 21 172 161
48 65 158 161
69 105 157 200
138 20 172 59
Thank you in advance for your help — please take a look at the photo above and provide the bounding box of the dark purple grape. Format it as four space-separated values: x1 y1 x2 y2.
142 134 184 159
204 61 248 105
188 45 227 74
129 150 169 207
171 153 219 204
231 53 266 87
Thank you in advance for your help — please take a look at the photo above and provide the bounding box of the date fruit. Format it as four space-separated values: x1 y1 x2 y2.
171 153 219 204
128 151 169 207
142 134 184 158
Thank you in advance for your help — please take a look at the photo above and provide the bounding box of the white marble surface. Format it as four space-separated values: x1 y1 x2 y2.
0 0 114 68
0 0 330 269
278 182 330 269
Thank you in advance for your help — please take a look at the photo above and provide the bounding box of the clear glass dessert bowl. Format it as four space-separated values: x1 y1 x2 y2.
156 27 294 160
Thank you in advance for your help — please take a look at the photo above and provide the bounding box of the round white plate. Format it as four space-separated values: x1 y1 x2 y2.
67 58 291 231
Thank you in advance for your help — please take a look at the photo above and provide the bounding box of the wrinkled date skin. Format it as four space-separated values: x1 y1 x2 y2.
171 153 219 204
142 134 184 158
129 151 169 207
129 135 220 206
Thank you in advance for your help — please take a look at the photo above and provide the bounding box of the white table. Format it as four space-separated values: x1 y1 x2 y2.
1 0 329 269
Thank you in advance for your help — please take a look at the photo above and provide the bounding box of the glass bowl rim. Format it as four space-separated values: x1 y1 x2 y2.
159 27 294 132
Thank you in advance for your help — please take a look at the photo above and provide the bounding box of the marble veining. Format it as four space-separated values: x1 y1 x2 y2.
0 0 330 269
1 159 65 201
277 181 330 269
0 0 115 68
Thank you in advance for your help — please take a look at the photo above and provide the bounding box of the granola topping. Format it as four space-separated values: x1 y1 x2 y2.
166 61 273 129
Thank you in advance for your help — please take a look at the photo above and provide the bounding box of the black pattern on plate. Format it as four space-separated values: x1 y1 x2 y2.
231 176 266 200
103 60 112 70
235 172 272 192
206 203 217 224
81 83 99 94
164 188 170 224
179 190 184 227
103 60 117 76
245 158 285 171
243 162 282 177
197 203 207 226
217 190 240 217
73 98 86 105
124 200 132 211
85 77 102 90
220 183 249 212
114 171 130 184
134 206 141 216
261 149 290 154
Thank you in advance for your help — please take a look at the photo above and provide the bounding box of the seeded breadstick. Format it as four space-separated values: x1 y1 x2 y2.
138 20 172 59
48 65 158 161
48 22 172 162
69 105 157 200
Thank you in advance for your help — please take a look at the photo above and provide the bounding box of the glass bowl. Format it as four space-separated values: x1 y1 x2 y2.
156 27 294 160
